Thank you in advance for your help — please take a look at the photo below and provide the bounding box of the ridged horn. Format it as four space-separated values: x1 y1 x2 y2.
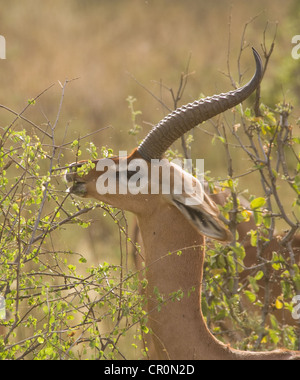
137 48 263 161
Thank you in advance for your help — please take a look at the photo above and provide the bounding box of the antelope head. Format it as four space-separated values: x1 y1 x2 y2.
65 48 262 242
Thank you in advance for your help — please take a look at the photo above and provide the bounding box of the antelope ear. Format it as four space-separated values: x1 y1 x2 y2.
164 162 232 241
169 191 232 242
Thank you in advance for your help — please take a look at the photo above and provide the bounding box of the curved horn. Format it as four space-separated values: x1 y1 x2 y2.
137 48 263 161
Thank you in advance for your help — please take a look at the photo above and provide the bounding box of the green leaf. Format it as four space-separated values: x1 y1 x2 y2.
253 210 263 225
272 262 281 271
254 271 264 281
250 197 266 210
244 290 256 303
250 230 258 247
231 245 246 260
45 347 53 356
263 214 271 228
244 107 252 118
37 337 44 344
141 325 149 334
269 329 280 345
269 314 278 329
293 274 300 291
272 252 283 271
71 139 79 148
281 280 292 299
12 203 19 212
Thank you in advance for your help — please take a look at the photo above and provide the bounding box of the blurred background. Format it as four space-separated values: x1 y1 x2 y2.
0 0 299 262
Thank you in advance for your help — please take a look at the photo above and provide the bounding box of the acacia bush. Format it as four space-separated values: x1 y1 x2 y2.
0 82 149 360
199 38 300 349
202 100 300 351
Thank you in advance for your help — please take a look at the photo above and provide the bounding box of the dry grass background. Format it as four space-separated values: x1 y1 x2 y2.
0 0 300 329
0 1 299 157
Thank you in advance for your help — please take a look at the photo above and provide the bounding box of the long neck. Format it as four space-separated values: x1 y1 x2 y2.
136 199 297 360
136 198 231 359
